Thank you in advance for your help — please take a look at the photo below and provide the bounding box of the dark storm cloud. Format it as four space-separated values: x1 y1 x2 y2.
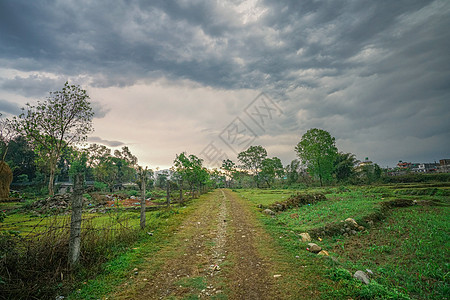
87 136 124 148
0 0 449 165
0 74 63 97
0 99 21 115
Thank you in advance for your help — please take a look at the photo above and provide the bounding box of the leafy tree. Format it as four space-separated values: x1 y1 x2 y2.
260 157 284 188
237 145 267 187
13 82 94 195
209 168 226 188
358 162 382 184
221 159 236 188
174 153 205 198
113 146 137 184
295 128 338 186
285 159 301 185
334 152 359 183
4 135 36 182
155 170 170 189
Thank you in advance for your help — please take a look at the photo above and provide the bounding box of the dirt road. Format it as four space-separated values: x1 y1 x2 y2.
112 189 315 299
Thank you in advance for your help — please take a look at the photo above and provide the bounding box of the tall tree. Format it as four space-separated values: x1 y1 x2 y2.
334 152 359 183
5 135 36 183
237 145 267 187
260 157 284 188
13 82 94 195
285 159 301 185
295 128 338 186
174 153 204 198
221 159 236 188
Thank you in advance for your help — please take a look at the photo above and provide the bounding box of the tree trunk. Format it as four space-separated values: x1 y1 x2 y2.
69 173 83 267
166 181 170 207
48 160 57 196
140 175 146 230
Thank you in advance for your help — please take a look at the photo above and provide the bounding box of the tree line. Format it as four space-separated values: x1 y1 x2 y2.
0 82 383 200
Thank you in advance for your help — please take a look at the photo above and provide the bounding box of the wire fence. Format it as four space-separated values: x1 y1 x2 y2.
0 207 146 241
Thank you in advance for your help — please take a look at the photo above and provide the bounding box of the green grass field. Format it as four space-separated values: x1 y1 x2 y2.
237 184 449 299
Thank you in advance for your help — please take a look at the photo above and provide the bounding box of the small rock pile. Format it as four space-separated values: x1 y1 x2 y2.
32 194 72 212
268 192 327 212
340 218 366 237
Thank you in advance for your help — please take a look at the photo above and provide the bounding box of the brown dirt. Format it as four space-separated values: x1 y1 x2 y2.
112 189 281 299
106 199 161 207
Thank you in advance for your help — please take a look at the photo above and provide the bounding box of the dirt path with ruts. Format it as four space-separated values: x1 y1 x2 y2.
112 189 289 299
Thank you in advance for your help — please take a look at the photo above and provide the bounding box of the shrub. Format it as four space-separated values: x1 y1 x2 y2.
126 189 139 197
0 215 141 299
268 192 327 212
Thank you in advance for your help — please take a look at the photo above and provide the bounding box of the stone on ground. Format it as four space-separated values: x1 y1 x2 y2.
263 209 275 215
300 232 311 242
307 243 322 253
353 270 370 285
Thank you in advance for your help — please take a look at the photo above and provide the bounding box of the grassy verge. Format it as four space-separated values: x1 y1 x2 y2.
67 197 207 300
0 194 205 300
235 185 449 299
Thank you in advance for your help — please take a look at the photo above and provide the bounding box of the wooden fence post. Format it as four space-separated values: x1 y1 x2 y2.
69 173 83 266
166 180 170 207
140 170 146 230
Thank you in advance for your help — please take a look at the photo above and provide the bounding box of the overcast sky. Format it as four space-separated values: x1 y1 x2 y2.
1 0 449 169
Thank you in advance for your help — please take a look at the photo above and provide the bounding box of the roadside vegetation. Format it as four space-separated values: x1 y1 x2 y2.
237 183 449 299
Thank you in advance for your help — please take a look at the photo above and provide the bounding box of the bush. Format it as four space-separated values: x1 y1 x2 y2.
268 192 327 212
126 189 139 197
93 181 108 192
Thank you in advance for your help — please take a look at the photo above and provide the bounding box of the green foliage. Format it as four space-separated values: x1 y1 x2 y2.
13 82 94 195
69 150 89 179
295 128 338 186
126 189 139 197
237 145 268 187
90 146 138 190
334 152 359 183
0 210 6 222
259 156 284 188
285 159 301 185
5 135 36 183
326 267 352 281
174 152 209 196
93 181 108 191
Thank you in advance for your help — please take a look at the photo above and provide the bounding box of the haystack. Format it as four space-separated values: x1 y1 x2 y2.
0 161 13 199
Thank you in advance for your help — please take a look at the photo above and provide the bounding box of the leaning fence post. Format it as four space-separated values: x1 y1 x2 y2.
69 173 83 266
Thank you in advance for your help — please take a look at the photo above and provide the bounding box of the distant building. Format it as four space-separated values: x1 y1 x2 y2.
397 161 411 169
438 159 450 173
393 160 439 174
356 157 373 169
